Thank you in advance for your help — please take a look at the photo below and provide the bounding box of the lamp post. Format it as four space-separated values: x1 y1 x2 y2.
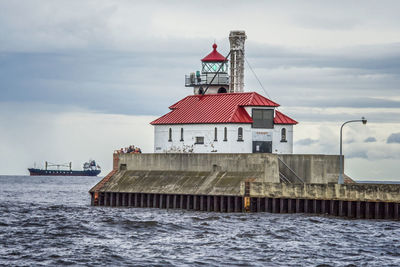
338 117 367 184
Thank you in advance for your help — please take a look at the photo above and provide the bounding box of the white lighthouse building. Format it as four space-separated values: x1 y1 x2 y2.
151 31 297 154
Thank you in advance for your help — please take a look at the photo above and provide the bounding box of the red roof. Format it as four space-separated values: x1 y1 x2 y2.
201 43 227 62
150 92 299 125
274 110 298 125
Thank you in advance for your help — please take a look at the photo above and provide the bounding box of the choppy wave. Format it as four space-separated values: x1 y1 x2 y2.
0 175 399 266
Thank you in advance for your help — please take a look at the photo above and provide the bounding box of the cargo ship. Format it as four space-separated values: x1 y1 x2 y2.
28 160 101 176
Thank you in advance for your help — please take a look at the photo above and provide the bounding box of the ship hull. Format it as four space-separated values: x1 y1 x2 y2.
28 168 101 176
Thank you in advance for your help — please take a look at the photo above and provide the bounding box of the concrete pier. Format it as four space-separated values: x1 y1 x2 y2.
90 153 400 220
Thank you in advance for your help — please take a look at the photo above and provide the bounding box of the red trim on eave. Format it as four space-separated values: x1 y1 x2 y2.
274 110 298 125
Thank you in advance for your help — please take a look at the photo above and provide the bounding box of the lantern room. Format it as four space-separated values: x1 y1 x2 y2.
201 43 228 73
185 43 230 95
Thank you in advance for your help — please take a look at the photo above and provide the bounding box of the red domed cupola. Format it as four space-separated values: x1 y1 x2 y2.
201 43 228 62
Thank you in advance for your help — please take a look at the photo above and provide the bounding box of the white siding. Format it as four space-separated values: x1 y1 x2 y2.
272 125 293 154
153 106 294 154
154 123 294 154
154 124 252 153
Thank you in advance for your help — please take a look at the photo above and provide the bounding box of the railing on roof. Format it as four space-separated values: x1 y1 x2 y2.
185 73 229 87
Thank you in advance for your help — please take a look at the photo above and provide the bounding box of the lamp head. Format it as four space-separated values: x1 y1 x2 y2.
362 117 367 125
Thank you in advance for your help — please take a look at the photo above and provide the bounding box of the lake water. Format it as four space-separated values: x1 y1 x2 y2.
1 175 399 266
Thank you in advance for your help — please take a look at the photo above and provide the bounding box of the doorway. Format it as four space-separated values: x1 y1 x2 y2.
252 141 272 153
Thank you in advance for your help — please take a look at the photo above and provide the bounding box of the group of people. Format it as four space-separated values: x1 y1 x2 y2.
117 145 142 154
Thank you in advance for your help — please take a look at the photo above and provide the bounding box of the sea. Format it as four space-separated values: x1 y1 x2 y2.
0 175 399 267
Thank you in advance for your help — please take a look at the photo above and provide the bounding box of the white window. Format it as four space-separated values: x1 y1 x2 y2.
238 127 243 141
195 136 204 144
224 127 227 141
281 128 287 142
168 128 172 142
180 128 184 141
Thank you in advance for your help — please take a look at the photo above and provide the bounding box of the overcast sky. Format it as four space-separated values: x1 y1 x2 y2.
0 0 399 180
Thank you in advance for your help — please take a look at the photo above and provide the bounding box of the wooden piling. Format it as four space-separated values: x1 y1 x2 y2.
121 193 126 206
226 196 231 212
186 195 190 210
365 202 371 219
193 195 197 210
304 199 310 213
180 195 184 209
234 196 240 212
356 201 361 219
99 192 104 206
127 193 132 206
173 195 177 209
140 193 144 208
153 194 158 208
347 201 353 218
133 193 138 207
110 192 115 207
166 195 171 209
329 200 334 216
320 200 325 214
214 196 219 212
159 194 164 209
374 202 380 219
287 199 293 213
384 202 390 219
338 201 344 216
280 198 285 213
272 198 278 213
221 196 226 212
295 199 301 213
146 194 151 208
198 196 203 211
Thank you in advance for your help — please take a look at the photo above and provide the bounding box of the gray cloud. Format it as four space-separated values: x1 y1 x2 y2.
283 97 400 109
346 151 368 159
2 45 400 118
0 51 196 115
364 137 377 143
387 133 400 144
0 1 399 120
281 107 400 124
295 138 318 146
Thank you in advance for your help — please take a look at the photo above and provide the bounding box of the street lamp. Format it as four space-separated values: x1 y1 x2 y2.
338 117 367 184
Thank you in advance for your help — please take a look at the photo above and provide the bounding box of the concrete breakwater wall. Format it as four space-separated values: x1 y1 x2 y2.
116 153 341 184
89 153 400 220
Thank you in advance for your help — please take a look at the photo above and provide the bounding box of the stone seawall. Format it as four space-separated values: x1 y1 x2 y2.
118 153 280 183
